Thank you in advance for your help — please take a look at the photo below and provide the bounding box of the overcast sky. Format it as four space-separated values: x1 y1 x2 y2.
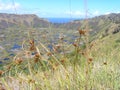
0 0 120 18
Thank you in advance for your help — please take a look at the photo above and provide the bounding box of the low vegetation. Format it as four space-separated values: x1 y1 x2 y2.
0 13 120 90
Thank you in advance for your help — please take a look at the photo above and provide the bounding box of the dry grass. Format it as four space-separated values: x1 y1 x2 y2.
0 26 120 90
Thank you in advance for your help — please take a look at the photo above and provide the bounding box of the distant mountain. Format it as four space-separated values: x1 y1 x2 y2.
88 13 120 35
0 13 50 29
0 13 120 62
0 13 120 37
55 13 120 38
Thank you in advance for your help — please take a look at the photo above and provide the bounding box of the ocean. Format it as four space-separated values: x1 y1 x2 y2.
46 17 81 23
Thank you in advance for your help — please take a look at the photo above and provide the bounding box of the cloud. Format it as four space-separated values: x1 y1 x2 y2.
66 10 100 17
93 11 99 15
116 11 120 13
104 11 120 15
87 10 100 17
0 2 20 10
66 11 84 17
104 12 111 15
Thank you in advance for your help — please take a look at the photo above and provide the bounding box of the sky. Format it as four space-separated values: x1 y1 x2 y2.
0 0 120 18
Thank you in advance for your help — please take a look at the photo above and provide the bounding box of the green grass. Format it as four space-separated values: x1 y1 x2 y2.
0 28 120 90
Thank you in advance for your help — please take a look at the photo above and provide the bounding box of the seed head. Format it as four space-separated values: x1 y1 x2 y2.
34 59 39 63
53 47 57 52
78 29 86 36
25 51 30 56
29 39 34 45
61 59 65 63
35 53 40 58
29 45 35 51
103 62 107 65
88 58 93 62
29 39 36 51
47 52 52 56
90 43 94 49
55 44 61 49
15 57 23 64
59 34 64 40
88 58 93 64
0 70 4 76
7 65 11 70
72 43 78 47
59 37 64 40
28 79 35 83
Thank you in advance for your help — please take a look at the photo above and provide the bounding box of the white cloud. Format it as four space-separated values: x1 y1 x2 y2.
93 11 99 15
105 10 120 14
104 12 111 15
0 2 20 10
66 10 100 17
66 11 84 17
104 11 120 15
87 10 100 16
116 11 120 13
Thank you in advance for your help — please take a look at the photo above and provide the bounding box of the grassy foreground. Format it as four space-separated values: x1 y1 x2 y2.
0 28 120 90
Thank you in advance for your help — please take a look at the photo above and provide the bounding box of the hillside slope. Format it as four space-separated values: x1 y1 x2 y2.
55 13 120 38
0 13 50 29
0 13 120 62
